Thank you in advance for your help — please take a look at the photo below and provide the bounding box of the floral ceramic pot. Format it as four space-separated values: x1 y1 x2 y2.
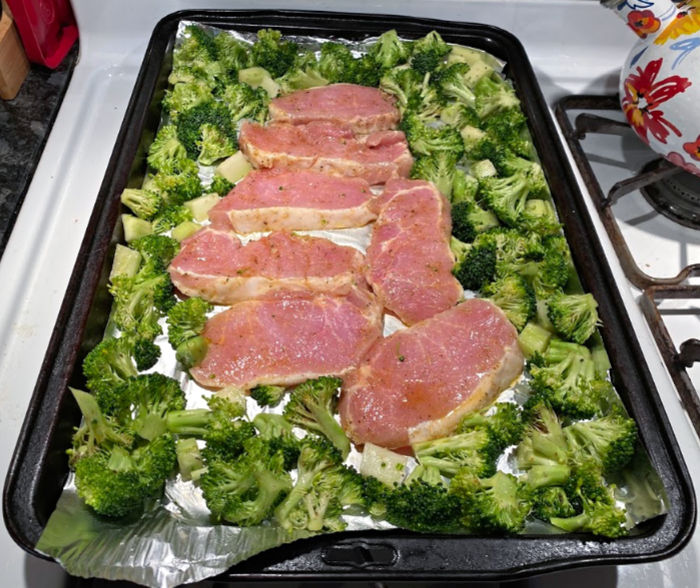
603 0 700 176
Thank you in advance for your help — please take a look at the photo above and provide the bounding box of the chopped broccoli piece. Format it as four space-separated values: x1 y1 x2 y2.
147 125 190 173
210 175 234 196
250 384 286 408
564 416 638 475
441 102 480 128
129 234 180 269
450 199 500 243
132 338 161 371
435 62 476 107
146 163 203 206
201 436 292 526
401 112 465 159
249 29 299 78
349 54 383 87
450 470 531 534
379 66 424 114
82 336 138 396
163 81 212 117
74 434 176 518
531 486 576 521
283 376 350 458
482 274 536 331
458 402 525 453
547 292 600 345
220 81 269 122
175 101 238 160
166 296 213 369
317 42 357 84
214 32 250 74
520 198 561 235
151 204 195 235
451 236 496 291
410 151 459 197
367 29 412 70
516 402 568 470
478 172 531 227
253 413 301 471
197 123 237 165
385 479 463 533
120 188 162 220
410 31 451 74
413 428 500 477
473 72 520 118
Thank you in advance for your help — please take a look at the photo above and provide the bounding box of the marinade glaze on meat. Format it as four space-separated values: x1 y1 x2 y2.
366 179 463 325
208 169 378 233
339 299 524 449
168 228 366 305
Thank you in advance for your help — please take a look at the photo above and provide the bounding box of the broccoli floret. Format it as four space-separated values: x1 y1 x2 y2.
531 486 576 521
451 169 480 205
168 62 223 90
379 66 423 114
516 402 568 470
109 269 174 340
482 274 536 331
173 25 218 70
479 172 531 227
147 125 190 173
350 54 383 87
458 402 525 453
132 338 161 371
481 107 528 153
404 463 445 487
151 204 195 235
410 151 459 197
450 199 500 243
473 72 520 118
176 101 238 160
410 31 450 75
201 436 292 526
550 464 628 538
273 439 344 531
129 234 180 269
120 188 162 220
385 479 463 533
74 434 176 518
210 175 234 196
167 397 256 463
163 81 212 118
563 416 638 475
276 54 329 94
520 199 561 235
197 123 236 165
68 388 133 465
146 163 203 207
317 42 357 84
450 470 531 534
413 429 500 477
250 384 286 408
111 373 186 441
252 413 301 471
166 296 213 368
82 337 138 396
367 29 412 70
401 112 465 159
214 32 250 73
451 236 497 291
547 292 600 345
441 102 480 128
249 29 298 78
283 376 350 458
220 81 269 122
436 62 476 107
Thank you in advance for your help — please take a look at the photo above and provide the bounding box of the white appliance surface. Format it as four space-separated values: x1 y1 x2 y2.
1 1 697 586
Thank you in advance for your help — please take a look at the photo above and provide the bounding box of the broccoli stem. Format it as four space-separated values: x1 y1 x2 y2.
165 408 212 436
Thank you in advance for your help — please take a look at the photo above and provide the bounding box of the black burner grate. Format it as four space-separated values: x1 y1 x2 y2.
640 162 700 229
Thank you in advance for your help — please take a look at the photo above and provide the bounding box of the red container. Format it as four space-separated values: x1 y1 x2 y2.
6 0 78 68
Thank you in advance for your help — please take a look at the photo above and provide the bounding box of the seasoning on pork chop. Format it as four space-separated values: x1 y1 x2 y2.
208 168 377 233
339 298 524 449
190 286 383 390
268 83 400 134
168 227 365 305
366 178 463 325
238 120 413 186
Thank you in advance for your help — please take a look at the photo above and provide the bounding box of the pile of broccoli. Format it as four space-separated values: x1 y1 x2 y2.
71 24 646 542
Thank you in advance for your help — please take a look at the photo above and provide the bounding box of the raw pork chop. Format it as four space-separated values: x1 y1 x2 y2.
168 228 365 305
268 83 400 134
238 120 413 185
208 168 377 233
366 178 462 325
190 287 383 389
339 299 524 449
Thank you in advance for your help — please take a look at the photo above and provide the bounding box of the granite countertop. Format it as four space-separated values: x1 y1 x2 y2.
0 44 78 257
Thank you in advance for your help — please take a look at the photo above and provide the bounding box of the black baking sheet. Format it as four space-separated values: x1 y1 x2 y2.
3 9 696 582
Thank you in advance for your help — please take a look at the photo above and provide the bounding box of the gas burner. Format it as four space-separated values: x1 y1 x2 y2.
640 162 700 230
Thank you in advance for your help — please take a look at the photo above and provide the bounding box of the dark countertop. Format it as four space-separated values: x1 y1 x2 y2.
0 44 78 257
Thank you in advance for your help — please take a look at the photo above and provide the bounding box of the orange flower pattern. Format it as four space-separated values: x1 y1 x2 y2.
683 134 700 160
655 2 700 44
628 10 662 37
622 58 692 143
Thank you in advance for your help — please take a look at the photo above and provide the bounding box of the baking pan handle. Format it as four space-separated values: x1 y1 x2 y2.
321 541 398 568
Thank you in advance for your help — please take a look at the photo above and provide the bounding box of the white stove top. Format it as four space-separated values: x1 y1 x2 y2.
1 1 698 586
